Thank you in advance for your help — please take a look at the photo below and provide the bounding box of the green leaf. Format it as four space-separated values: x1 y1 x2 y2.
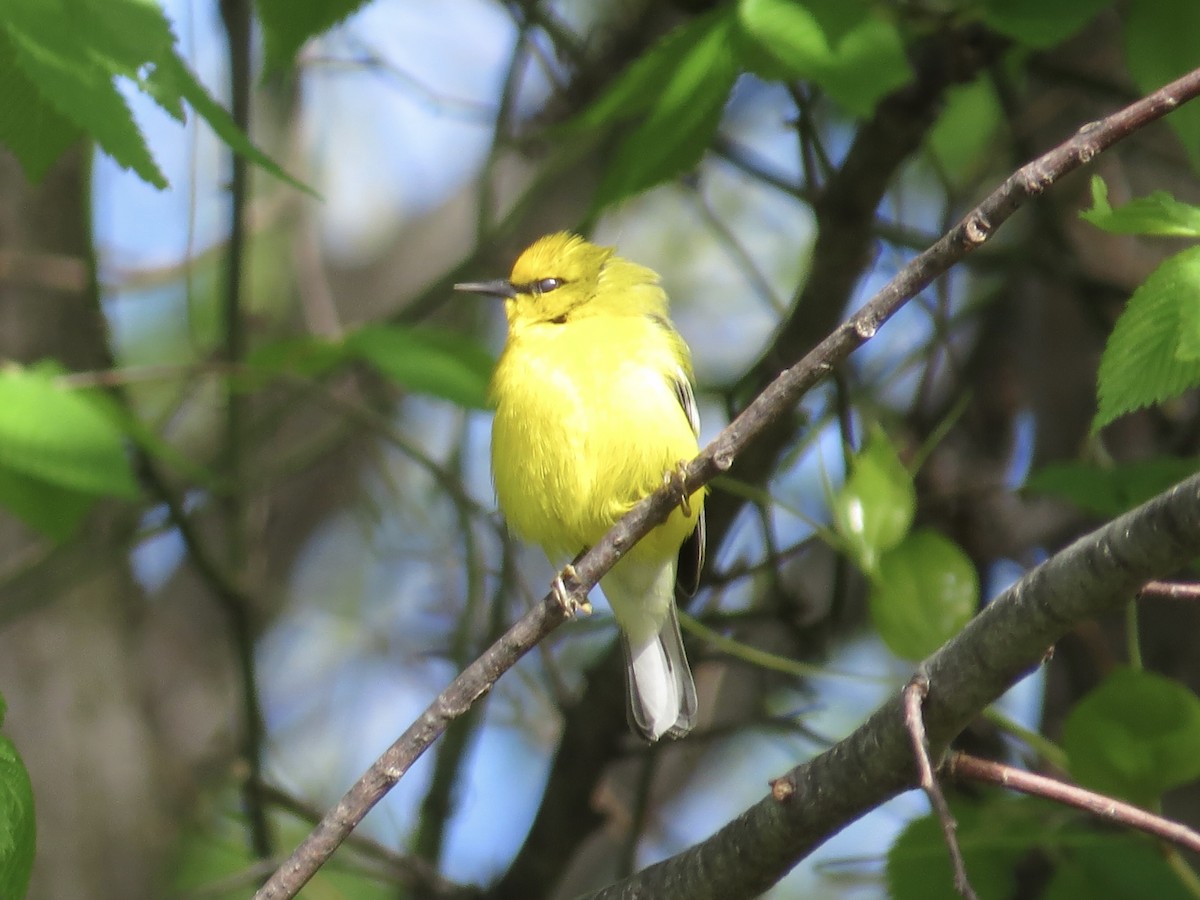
0 0 309 192
0 466 96 540
246 335 350 380
346 325 495 410
870 529 977 661
735 0 911 115
833 427 915 572
1093 246 1200 430
888 799 1033 900
575 9 729 131
0 28 81 182
807 15 912 116
590 13 737 211
1063 667 1200 807
981 0 1111 49
1042 833 1192 900
1 0 166 186
929 78 1004 182
256 0 371 71
1124 0 1200 168
735 0 829 83
0 367 140 499
147 52 314 195
1080 177 1200 237
0 704 35 900
1025 457 1200 517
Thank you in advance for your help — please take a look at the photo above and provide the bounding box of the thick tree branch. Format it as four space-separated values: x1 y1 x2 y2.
255 64 1200 900
582 472 1200 899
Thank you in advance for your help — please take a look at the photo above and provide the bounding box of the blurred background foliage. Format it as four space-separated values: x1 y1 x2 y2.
2 0 1200 898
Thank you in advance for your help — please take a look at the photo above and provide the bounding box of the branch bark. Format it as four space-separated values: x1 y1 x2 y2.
582 472 1200 899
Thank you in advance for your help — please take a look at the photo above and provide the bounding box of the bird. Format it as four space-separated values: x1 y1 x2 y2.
456 232 705 741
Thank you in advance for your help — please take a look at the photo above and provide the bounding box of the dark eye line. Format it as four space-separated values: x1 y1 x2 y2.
514 277 565 295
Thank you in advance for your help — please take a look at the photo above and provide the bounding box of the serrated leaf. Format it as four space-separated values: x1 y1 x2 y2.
590 14 737 211
735 0 911 115
0 367 140 499
575 9 730 131
347 325 495 410
1080 177 1200 237
870 529 977 661
1124 0 1200 168
0 0 309 192
148 52 314 195
0 730 35 900
1024 457 1200 517
2 0 166 186
833 427 915 572
981 0 1111 49
256 0 371 71
1063 667 1200 807
1093 246 1200 430
0 29 81 182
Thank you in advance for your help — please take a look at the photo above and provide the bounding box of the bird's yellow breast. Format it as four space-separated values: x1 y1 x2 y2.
490 313 701 562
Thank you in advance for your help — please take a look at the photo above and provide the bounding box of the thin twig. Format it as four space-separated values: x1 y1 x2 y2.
219 0 272 862
904 673 978 900
948 752 1200 855
1138 580 1200 601
256 63 1200 900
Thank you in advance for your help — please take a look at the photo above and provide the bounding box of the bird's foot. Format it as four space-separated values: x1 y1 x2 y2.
552 564 592 617
664 460 693 516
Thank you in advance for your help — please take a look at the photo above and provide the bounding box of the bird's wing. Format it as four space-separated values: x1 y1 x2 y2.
671 366 706 597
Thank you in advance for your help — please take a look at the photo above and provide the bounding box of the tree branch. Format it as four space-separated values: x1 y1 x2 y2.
254 63 1200 900
581 471 1200 899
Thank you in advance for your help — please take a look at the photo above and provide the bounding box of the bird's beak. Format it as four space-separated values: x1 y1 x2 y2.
454 279 517 299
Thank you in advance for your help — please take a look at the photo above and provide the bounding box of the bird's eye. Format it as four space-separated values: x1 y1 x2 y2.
535 277 562 294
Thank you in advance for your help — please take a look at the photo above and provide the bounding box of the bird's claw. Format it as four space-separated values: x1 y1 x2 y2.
552 564 591 616
665 461 692 516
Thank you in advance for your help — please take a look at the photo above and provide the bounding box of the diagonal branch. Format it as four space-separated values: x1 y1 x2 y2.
254 64 1200 900
581 472 1200 899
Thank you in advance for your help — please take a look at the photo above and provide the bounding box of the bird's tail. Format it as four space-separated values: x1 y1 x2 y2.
622 601 697 741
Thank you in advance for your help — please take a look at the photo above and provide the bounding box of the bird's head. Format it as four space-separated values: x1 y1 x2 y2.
455 232 666 329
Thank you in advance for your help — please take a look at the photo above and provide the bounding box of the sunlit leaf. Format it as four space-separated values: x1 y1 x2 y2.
1080 177 1200 237
0 367 139 499
981 0 1111 49
870 529 977 661
735 0 911 115
590 13 737 210
833 427 915 572
1093 246 1200 430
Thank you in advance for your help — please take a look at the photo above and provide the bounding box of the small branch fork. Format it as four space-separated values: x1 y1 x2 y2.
254 65 1200 900
904 673 978 900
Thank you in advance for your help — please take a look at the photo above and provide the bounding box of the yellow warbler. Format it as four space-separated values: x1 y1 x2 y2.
456 232 705 741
